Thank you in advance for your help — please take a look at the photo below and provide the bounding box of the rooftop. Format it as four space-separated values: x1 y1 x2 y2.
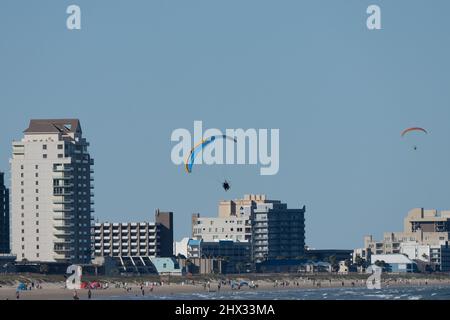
24 119 81 134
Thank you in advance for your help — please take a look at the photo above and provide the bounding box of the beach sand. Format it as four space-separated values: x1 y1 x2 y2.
1 276 450 300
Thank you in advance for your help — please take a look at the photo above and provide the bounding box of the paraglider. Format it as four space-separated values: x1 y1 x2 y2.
184 135 237 192
222 180 231 192
184 135 237 174
401 127 428 137
401 127 428 150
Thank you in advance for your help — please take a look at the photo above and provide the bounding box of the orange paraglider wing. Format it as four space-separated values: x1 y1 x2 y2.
401 127 428 137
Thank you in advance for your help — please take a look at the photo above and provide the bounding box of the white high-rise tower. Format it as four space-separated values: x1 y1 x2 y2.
10 119 94 263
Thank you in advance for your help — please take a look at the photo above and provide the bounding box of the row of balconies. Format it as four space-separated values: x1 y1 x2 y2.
94 235 154 239
53 197 75 205
95 227 156 232
96 249 157 254
95 241 156 246
53 221 75 228
54 213 75 220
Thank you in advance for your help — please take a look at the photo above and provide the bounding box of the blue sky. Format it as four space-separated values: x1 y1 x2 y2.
1 1 450 249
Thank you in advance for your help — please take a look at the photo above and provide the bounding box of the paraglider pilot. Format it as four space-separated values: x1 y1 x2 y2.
222 180 231 192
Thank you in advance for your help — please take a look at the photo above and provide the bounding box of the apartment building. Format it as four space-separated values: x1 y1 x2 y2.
357 208 450 271
191 194 306 263
191 194 268 242
252 201 306 263
0 172 10 254
93 210 173 258
10 119 94 263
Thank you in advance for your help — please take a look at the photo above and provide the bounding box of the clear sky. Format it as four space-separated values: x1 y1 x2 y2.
1 1 450 249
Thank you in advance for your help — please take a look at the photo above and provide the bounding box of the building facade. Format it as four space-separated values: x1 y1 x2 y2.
93 210 174 258
11 119 94 263
0 172 10 254
155 209 174 257
252 201 305 263
370 254 418 273
187 239 251 274
191 195 306 263
356 208 450 271
191 194 269 242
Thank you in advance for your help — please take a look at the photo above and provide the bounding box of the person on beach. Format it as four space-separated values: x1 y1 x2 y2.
73 291 79 300
218 282 221 292
16 291 20 300
88 289 92 300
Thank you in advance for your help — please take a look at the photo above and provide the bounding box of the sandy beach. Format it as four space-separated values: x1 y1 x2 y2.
2 274 450 300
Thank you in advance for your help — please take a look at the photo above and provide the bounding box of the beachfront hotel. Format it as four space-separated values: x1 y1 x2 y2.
0 172 9 254
92 210 174 273
93 210 174 258
10 119 94 264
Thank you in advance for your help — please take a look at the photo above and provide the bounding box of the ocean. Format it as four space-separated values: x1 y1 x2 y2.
103 285 450 300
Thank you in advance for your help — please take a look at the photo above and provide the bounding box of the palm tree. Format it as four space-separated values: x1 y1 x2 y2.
374 260 386 268
355 255 366 267
235 262 245 274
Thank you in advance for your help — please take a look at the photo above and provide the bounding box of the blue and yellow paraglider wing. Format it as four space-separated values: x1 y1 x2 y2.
184 135 236 173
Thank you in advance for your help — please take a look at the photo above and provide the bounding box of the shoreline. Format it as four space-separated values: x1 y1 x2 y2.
1 274 450 300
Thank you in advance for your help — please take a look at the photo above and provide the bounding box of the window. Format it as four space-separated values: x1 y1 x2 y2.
36 229 39 233
58 144 63 150
42 145 47 150
43 154 47 159
35 165 38 169
58 154 63 158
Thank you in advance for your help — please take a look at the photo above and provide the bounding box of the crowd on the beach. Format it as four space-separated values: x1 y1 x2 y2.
4 275 450 300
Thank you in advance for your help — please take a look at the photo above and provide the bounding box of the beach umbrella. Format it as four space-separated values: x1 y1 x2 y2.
17 282 27 291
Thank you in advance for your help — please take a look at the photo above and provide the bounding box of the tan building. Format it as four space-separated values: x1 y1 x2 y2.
11 119 94 263
356 208 450 270
192 194 269 242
